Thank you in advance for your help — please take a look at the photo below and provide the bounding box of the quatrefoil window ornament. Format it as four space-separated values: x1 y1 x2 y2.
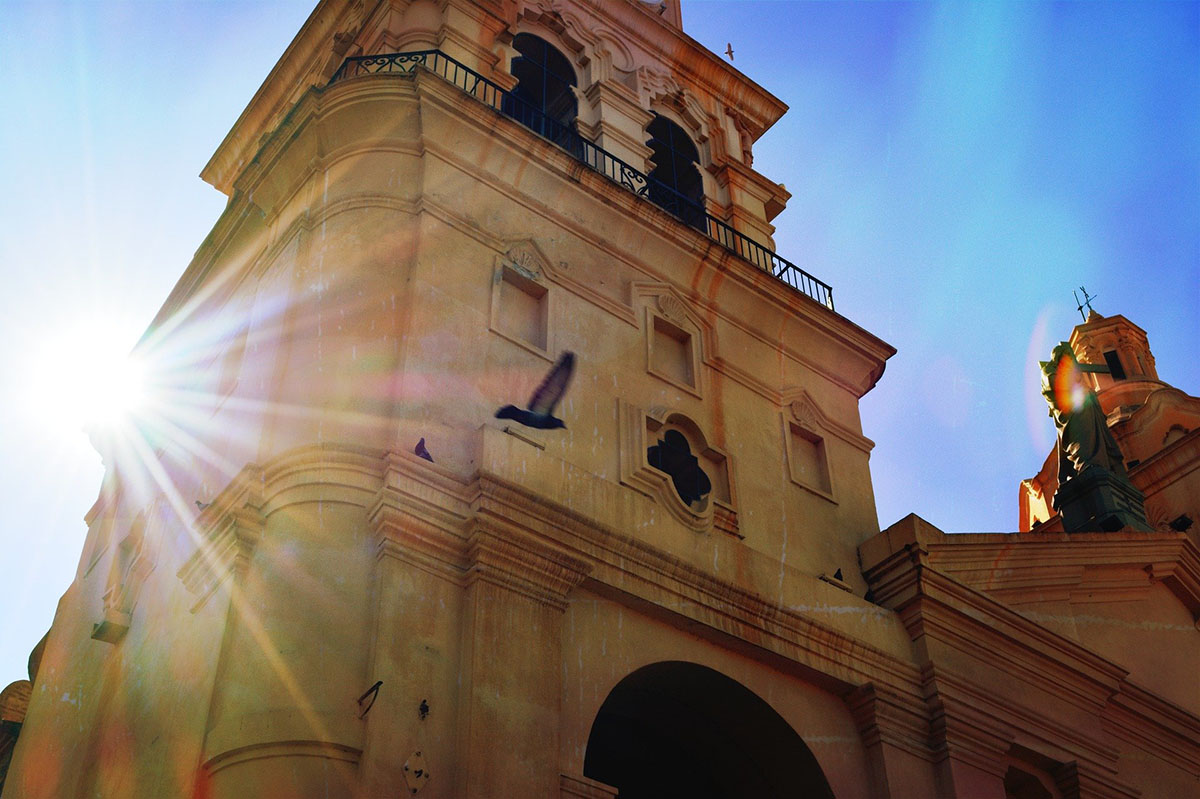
647 430 712 509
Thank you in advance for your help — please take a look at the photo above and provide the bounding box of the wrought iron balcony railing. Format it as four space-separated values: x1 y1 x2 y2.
329 50 834 310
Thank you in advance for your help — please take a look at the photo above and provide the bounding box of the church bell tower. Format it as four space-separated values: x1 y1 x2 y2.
6 2 899 797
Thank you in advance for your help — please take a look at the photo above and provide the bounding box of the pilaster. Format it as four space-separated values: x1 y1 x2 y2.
579 79 654 171
923 667 1012 799
456 511 593 798
356 451 473 799
710 159 789 247
846 683 935 798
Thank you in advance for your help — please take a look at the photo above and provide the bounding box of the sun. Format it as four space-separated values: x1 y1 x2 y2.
25 318 149 438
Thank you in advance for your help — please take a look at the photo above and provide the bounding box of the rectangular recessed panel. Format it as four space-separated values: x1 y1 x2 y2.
499 271 546 350
791 426 831 494
652 317 693 386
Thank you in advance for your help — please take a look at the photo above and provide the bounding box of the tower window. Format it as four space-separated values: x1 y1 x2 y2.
504 34 579 151
647 430 712 509
645 114 706 230
1103 350 1126 380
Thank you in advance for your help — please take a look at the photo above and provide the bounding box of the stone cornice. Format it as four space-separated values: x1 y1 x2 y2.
862 528 1131 710
201 0 376 195
468 438 923 694
861 516 1200 780
465 517 595 610
1132 424 1200 500
899 529 1200 622
177 465 266 612
179 436 1198 784
921 664 1123 776
1105 679 1200 774
364 430 917 684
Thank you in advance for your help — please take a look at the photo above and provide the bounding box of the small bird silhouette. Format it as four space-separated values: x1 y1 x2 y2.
195 500 211 511
414 437 434 462
495 351 576 430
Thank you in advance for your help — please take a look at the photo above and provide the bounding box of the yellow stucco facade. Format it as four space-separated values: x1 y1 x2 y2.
4 2 1198 798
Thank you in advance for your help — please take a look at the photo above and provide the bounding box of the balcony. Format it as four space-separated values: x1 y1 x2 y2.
329 50 834 311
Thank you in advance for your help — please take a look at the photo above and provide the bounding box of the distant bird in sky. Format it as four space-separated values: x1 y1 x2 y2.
195 500 211 511
496 351 576 430
414 437 434 462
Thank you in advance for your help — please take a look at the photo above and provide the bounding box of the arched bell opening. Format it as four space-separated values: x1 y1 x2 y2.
583 661 836 799
645 114 706 231
504 33 581 152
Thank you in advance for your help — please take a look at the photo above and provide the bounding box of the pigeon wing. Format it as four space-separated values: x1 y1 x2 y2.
527 351 575 415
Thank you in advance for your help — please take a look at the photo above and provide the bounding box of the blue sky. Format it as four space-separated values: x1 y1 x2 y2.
0 0 1196 684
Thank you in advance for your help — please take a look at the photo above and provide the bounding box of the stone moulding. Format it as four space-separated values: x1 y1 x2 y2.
203 739 362 778
177 435 1199 789
891 529 1200 623
167 71 893 413
860 518 1200 782
559 772 619 798
465 519 594 611
177 468 267 614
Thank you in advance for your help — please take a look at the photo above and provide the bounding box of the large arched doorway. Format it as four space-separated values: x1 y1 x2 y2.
583 661 836 798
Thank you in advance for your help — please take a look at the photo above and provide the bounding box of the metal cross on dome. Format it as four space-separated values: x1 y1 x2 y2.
1073 286 1097 322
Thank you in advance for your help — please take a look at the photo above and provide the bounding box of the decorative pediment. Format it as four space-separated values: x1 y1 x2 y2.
518 0 595 58
500 239 559 283
780 387 874 455
631 284 709 343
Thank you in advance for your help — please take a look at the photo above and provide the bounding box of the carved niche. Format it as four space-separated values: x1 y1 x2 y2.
490 241 559 360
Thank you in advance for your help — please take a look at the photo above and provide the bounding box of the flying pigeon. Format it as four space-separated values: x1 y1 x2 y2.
195 500 211 510
414 437 434 462
495 351 576 430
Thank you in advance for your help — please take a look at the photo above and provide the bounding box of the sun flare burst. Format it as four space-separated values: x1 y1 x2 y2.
26 319 149 438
